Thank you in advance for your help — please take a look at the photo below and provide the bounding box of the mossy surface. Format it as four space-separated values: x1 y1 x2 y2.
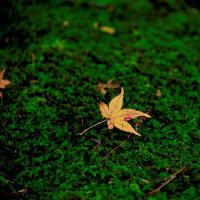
1 0 200 199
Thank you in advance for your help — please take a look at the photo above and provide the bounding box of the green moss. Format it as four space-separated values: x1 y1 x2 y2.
0 0 200 199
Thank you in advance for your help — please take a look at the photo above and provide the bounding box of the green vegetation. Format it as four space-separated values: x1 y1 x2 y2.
1 0 200 199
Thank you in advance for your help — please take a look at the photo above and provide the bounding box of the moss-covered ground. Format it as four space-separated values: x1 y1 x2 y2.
1 0 200 199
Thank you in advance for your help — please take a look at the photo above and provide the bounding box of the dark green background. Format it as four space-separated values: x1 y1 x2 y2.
0 0 200 199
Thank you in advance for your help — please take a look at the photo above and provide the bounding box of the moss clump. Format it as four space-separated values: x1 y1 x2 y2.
0 0 200 199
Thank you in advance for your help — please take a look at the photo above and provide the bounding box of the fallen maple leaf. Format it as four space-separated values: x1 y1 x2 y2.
0 69 10 98
96 79 120 95
100 87 151 136
80 87 151 136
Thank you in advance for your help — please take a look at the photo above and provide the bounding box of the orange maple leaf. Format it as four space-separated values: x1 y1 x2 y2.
100 87 151 136
0 69 10 98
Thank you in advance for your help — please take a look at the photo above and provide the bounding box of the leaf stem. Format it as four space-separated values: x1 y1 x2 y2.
80 120 107 135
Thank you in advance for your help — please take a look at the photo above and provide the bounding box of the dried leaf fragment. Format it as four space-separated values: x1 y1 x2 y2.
63 20 69 27
0 69 10 98
93 22 99 29
97 79 120 95
100 26 115 34
30 80 39 84
100 87 151 136
156 89 161 97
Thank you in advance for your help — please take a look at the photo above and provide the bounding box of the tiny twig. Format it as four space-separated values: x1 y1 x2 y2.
5 188 28 197
148 166 185 195
80 120 107 135
100 134 132 163
91 138 102 150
